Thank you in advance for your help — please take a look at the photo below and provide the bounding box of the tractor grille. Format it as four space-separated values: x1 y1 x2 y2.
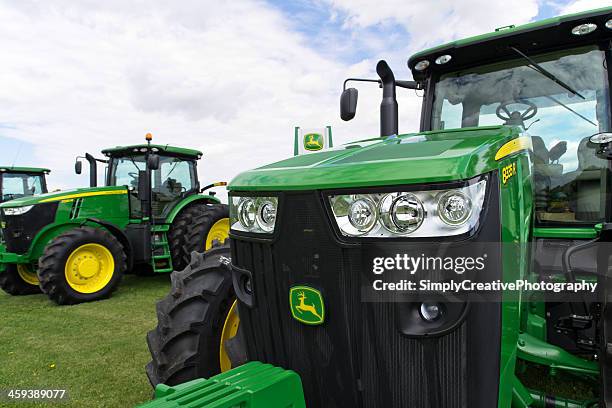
232 183 502 408
2 203 58 254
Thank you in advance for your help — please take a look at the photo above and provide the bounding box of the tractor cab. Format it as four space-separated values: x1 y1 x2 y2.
101 144 203 219
0 167 49 203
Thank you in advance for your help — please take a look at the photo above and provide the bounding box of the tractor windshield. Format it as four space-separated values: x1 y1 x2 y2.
108 155 198 218
431 46 610 225
1 173 45 201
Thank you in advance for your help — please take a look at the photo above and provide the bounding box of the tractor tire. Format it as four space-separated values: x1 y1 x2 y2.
38 227 127 305
169 203 229 271
146 243 240 387
0 264 42 295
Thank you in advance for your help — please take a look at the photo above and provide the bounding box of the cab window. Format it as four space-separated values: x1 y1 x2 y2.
151 157 197 218
432 46 610 225
2 173 45 201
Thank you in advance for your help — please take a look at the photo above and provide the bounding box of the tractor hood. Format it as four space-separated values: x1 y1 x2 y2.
229 125 522 191
0 186 128 208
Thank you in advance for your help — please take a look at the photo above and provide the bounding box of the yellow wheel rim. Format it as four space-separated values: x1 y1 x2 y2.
219 300 240 372
205 218 229 250
64 243 115 294
17 264 39 286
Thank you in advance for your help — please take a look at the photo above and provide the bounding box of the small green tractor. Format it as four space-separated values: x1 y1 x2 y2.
0 166 49 288
0 166 49 203
144 6 612 408
0 135 229 304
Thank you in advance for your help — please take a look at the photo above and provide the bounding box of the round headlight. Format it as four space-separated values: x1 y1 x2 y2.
438 190 472 225
571 23 597 36
238 198 257 230
420 302 442 322
379 193 424 234
347 198 377 234
414 60 430 71
435 54 452 65
255 198 277 233
606 19 612 29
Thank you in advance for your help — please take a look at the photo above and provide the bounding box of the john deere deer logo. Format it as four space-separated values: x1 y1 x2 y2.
303 133 324 151
289 286 325 325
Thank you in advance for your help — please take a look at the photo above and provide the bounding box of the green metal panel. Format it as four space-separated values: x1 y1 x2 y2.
0 189 131 264
137 362 306 408
533 227 598 239
517 332 598 376
0 186 128 208
229 126 522 191
497 151 534 407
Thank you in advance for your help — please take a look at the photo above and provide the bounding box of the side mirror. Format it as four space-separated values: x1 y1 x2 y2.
340 88 358 121
75 160 82 175
147 154 160 170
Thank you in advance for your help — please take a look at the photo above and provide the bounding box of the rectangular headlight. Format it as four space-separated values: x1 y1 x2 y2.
3 205 34 216
230 195 278 234
328 178 486 238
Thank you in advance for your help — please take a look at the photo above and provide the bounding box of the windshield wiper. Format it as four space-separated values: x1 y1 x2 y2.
509 46 585 100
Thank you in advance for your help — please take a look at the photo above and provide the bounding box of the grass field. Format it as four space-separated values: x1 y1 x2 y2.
0 274 171 408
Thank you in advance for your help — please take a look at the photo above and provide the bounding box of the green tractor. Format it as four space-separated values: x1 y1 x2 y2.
0 135 229 304
0 166 49 204
0 166 50 293
144 7 612 408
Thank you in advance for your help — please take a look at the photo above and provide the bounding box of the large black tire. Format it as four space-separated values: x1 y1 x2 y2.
38 227 127 305
0 264 42 295
146 243 236 387
168 203 229 271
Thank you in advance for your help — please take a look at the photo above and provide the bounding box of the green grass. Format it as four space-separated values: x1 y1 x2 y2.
0 274 171 408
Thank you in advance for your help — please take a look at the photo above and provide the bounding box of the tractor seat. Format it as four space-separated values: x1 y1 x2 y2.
563 137 606 221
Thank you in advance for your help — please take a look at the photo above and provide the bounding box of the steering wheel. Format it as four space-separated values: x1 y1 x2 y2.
128 172 139 180
496 100 537 126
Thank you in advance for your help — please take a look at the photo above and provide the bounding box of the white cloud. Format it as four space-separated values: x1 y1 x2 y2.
324 0 539 50
0 0 385 199
559 0 611 14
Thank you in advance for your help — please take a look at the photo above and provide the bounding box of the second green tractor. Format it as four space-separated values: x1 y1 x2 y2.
0 135 229 305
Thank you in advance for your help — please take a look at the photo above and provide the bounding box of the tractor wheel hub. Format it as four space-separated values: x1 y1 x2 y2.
77 258 100 278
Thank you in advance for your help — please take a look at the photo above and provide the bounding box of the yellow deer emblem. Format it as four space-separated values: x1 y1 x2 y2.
295 291 322 320
304 133 323 151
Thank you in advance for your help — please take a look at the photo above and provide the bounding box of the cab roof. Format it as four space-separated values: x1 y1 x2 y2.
408 6 612 80
101 144 203 160
0 166 50 174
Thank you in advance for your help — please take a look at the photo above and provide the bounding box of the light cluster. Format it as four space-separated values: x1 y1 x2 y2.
230 196 278 234
328 180 487 238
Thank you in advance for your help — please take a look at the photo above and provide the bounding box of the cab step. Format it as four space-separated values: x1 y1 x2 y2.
151 225 173 273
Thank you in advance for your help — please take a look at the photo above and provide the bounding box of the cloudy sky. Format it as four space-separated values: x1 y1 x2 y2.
0 0 608 195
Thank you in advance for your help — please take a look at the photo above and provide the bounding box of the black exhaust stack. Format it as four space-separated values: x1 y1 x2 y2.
341 60 420 137
84 153 97 187
376 60 398 137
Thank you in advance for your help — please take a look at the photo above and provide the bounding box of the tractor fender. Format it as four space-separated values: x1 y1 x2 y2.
166 194 221 224
28 221 83 262
27 219 133 270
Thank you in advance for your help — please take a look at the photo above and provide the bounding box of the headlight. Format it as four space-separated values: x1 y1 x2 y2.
328 178 486 238
3 205 34 216
437 190 472 225
230 196 278 234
